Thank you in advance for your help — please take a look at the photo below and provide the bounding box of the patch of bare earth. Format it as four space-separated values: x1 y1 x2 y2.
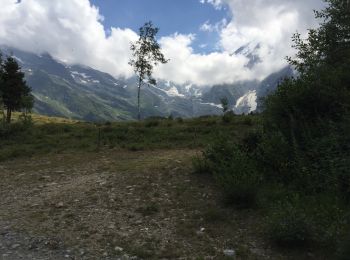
0 149 282 259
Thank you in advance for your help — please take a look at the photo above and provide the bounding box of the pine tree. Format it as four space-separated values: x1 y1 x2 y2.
0 56 33 123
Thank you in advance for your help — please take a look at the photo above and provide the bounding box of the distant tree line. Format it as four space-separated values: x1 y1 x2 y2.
0 52 33 124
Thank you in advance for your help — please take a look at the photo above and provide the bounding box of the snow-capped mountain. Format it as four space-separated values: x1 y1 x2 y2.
0 46 293 121
233 42 263 69
234 90 257 114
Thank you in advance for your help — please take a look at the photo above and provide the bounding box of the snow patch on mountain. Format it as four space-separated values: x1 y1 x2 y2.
71 71 91 79
234 90 257 113
200 102 223 109
165 86 185 97
70 71 102 85
152 84 186 98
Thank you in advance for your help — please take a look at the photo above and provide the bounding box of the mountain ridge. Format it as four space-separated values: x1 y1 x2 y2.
1 46 293 121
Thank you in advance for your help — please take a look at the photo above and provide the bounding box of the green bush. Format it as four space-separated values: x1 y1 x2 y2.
215 160 262 208
144 119 160 127
266 195 347 248
199 139 262 208
222 111 235 124
265 196 313 247
242 116 253 126
192 155 211 175
0 121 32 139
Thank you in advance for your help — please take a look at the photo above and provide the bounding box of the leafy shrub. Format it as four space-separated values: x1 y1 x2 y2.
215 159 262 208
241 130 262 154
266 195 347 248
201 139 262 208
257 131 295 182
222 111 235 124
242 116 253 126
0 121 31 139
265 196 313 247
192 155 211 175
18 113 33 126
144 119 160 127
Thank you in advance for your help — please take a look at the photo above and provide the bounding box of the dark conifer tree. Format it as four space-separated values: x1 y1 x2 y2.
0 56 33 123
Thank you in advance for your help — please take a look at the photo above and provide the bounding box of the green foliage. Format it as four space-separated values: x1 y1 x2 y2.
259 1 350 251
129 21 169 120
266 196 313 247
0 55 34 123
144 118 160 127
192 155 211 175
192 0 350 254
222 111 235 124
198 138 262 208
266 194 347 248
287 0 350 75
0 114 257 162
259 0 350 199
220 97 229 114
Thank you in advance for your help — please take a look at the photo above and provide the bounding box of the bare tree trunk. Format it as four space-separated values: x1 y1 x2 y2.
6 108 11 124
137 78 142 121
1 105 4 125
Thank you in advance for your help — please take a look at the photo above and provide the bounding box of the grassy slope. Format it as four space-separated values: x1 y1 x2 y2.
0 113 259 162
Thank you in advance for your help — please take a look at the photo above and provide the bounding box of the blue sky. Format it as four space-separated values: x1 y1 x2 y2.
90 0 229 53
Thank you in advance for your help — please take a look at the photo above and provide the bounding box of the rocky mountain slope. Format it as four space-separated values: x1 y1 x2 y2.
1 46 293 121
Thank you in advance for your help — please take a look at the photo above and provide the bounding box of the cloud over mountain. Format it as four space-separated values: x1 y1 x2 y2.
0 0 324 86
0 0 137 79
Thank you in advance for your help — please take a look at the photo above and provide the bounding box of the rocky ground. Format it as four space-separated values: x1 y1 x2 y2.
0 149 288 259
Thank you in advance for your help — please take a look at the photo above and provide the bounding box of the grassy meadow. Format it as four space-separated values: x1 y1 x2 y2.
0 113 259 162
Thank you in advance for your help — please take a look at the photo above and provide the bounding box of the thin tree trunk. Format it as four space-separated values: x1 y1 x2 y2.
6 108 11 124
1 106 4 125
137 77 142 121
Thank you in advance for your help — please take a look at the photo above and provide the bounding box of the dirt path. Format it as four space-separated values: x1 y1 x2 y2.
0 149 278 259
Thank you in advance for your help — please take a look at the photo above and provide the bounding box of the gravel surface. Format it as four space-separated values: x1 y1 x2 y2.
0 149 280 259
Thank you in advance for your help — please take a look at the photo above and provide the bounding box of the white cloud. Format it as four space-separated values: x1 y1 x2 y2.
0 0 137 79
219 0 325 53
154 33 253 86
199 0 224 10
194 0 325 85
0 0 325 86
200 21 215 32
200 19 227 33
